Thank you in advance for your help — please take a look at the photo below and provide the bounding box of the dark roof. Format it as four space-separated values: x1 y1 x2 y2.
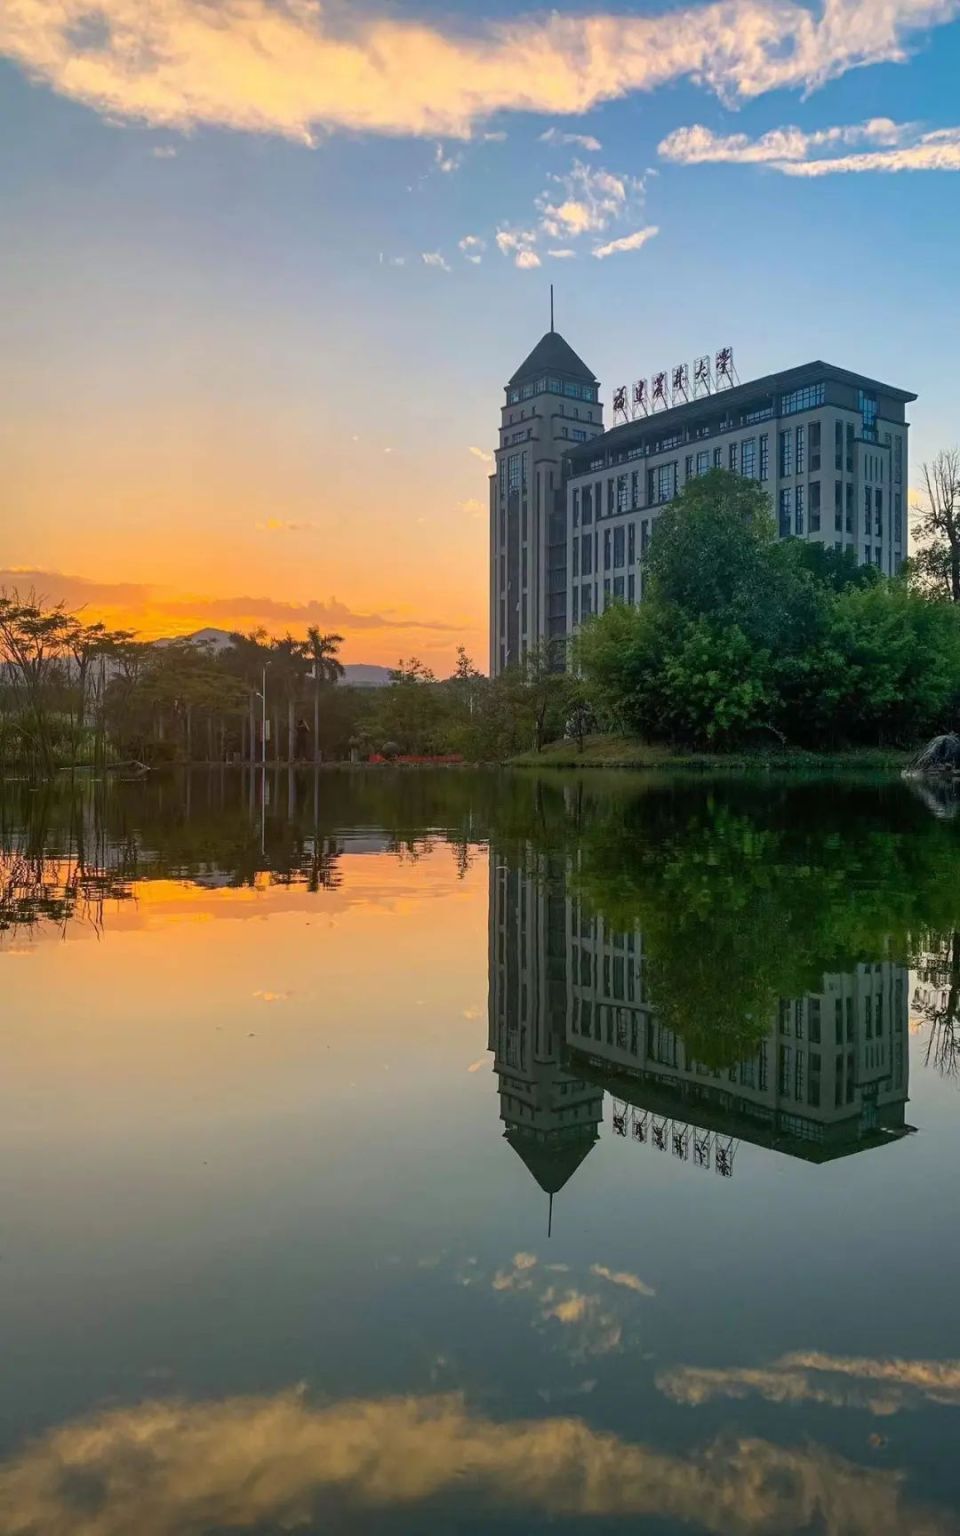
508 331 598 388
503 1126 598 1194
565 358 917 470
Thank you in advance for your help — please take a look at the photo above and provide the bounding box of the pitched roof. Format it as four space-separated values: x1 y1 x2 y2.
508 331 598 387
503 1125 598 1194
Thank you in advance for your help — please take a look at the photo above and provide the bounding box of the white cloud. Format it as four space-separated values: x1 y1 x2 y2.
150 143 178 158
457 498 485 518
0 1385 943 1536
495 226 540 267
421 250 451 272
538 160 644 237
2 0 957 143
459 234 486 264
547 248 577 258
540 127 602 151
660 117 960 174
468 446 494 464
481 130 508 143
592 225 659 258
434 142 461 173
658 1351 960 1417
590 1264 656 1295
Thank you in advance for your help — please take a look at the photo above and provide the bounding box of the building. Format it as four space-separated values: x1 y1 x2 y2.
490 331 916 675
487 852 913 1187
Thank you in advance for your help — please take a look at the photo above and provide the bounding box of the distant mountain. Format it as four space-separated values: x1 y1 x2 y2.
163 629 392 687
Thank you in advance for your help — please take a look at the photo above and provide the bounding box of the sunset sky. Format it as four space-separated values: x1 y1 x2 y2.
2 0 960 670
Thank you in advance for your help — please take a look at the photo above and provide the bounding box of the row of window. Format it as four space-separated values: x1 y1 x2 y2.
508 376 598 405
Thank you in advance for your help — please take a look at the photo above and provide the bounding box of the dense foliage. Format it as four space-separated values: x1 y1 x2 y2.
576 470 960 749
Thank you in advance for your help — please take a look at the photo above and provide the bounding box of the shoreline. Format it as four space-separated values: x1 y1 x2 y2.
507 736 912 774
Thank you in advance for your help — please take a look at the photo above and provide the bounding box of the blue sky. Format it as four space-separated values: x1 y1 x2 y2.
1 0 959 663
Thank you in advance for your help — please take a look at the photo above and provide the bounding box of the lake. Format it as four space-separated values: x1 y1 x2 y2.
1 767 959 1536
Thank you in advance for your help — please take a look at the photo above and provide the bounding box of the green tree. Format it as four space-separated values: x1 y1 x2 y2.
305 628 345 763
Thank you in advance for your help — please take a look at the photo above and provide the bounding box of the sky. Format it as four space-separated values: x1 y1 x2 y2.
2 0 960 671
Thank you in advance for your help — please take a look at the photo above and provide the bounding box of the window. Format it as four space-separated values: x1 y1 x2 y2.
729 442 739 473
581 534 592 576
865 543 872 563
894 435 903 485
864 485 872 536
780 382 825 415
759 434 769 482
581 584 592 619
779 487 793 537
685 454 693 479
613 575 625 600
582 485 593 525
697 450 710 476
714 447 723 468
613 525 625 566
572 488 580 526
627 573 636 603
741 437 757 479
607 480 615 516
641 520 650 554
894 492 903 545
846 423 854 473
835 480 843 532
859 388 878 440
572 587 579 625
571 428 587 442
572 539 579 579
780 429 794 478
835 421 844 471
603 577 611 608
810 421 821 472
631 470 640 508
875 488 883 540
796 425 806 475
617 474 630 512
603 528 612 569
810 480 821 532
628 522 636 565
655 463 677 503
845 481 854 532
795 483 806 534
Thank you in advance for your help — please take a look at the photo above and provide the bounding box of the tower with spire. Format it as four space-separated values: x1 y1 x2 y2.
489 294 603 675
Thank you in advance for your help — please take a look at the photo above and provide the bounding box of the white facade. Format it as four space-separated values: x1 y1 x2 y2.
564 365 914 635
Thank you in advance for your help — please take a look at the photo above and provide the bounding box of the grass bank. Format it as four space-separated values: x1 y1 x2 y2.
508 734 912 774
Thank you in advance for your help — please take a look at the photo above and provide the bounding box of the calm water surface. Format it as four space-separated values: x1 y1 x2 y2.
1 768 959 1535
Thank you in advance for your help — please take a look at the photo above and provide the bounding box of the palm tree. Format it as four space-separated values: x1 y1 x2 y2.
225 629 270 764
305 628 345 763
269 633 309 762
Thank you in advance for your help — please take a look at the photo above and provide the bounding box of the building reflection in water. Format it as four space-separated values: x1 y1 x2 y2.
489 855 914 1201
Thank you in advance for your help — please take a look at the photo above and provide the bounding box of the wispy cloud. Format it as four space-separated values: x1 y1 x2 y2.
468 446 493 465
2 1 957 143
658 1351 960 1417
458 234 486 264
150 143 178 158
255 517 318 533
540 127 602 152
538 160 644 237
0 569 459 635
434 142 461 173
0 1385 947 1535
590 1264 656 1296
421 250 451 272
547 248 577 259
592 225 659 258
495 227 540 268
659 117 960 174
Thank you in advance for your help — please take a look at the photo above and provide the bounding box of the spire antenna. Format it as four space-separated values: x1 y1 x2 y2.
549 284 555 333
548 1191 553 1238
